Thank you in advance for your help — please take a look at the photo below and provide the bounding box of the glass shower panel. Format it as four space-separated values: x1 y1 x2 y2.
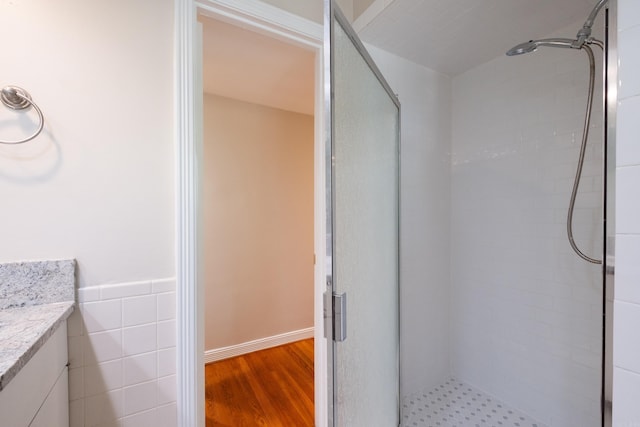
331 13 400 427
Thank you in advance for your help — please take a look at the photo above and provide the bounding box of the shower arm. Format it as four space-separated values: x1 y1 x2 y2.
575 0 609 48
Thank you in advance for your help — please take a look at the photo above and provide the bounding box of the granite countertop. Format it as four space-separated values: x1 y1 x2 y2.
0 260 76 392
0 302 74 391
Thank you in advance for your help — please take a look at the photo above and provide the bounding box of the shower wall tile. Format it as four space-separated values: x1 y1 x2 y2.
616 96 640 167
616 166 640 234
612 367 640 426
614 2 640 424
613 301 640 374
67 278 177 427
618 0 640 32
618 24 640 100
615 235 640 304
367 44 453 398
451 19 603 427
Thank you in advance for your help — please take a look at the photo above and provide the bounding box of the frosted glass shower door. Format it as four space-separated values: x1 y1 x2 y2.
325 2 400 426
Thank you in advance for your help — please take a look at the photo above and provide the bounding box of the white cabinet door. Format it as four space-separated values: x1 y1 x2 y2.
29 367 69 427
0 323 68 427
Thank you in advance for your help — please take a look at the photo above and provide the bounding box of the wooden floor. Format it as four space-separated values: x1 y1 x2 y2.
205 339 314 427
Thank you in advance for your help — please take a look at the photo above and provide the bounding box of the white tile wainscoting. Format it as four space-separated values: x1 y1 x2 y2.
67 278 177 427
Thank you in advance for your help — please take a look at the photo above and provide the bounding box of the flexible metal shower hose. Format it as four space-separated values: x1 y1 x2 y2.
566 43 602 265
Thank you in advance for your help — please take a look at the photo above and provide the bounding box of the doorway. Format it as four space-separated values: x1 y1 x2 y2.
197 8 322 427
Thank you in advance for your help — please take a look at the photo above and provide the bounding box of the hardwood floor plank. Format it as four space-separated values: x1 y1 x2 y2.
205 338 314 427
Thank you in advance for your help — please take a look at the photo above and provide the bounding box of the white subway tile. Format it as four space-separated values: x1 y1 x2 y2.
571 347 601 370
82 299 122 333
613 301 640 373
78 286 101 303
157 375 176 405
101 280 152 300
157 347 176 377
152 278 176 294
451 31 603 421
123 294 157 327
68 335 84 368
85 329 122 363
616 235 640 305
67 308 84 337
123 324 157 356
613 367 640 425
123 381 157 416
124 352 157 387
156 403 177 427
69 398 84 427
122 409 157 427
84 359 123 397
69 278 177 427
157 292 175 321
617 96 640 167
618 25 640 100
69 367 84 401
85 389 123 426
616 166 640 234
157 320 176 349
618 0 640 32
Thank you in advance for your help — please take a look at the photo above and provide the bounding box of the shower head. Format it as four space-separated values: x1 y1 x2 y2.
506 38 576 56
508 1 609 55
506 41 538 56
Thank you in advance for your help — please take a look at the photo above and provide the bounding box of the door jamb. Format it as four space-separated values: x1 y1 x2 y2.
174 1 327 426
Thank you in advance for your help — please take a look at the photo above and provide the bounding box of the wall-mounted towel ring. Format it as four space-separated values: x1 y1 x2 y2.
0 86 44 145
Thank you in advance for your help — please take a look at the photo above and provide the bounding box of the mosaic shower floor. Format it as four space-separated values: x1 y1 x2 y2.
401 378 546 427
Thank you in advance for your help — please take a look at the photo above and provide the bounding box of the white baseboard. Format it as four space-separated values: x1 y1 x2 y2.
203 327 314 364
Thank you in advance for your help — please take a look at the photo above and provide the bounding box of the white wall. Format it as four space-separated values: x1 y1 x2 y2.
451 21 604 426
612 1 640 424
366 45 452 398
0 0 175 288
0 1 176 426
202 94 314 352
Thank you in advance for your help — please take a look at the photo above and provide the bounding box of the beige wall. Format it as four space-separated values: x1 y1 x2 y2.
203 94 314 350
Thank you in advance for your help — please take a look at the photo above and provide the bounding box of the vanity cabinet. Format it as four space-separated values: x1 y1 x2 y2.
0 322 69 427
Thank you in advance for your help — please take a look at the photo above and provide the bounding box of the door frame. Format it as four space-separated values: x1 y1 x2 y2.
174 1 328 426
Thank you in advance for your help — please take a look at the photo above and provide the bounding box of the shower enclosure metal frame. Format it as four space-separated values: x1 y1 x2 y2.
603 1 617 426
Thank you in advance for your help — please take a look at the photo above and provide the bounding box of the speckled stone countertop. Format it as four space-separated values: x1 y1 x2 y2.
0 260 75 391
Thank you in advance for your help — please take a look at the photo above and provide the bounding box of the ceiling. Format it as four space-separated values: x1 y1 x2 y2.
356 0 601 75
198 0 603 111
200 15 315 115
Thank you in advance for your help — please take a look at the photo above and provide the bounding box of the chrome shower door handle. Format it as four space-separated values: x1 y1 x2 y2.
333 292 347 342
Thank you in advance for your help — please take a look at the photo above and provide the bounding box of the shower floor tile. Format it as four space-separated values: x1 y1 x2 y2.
401 378 546 427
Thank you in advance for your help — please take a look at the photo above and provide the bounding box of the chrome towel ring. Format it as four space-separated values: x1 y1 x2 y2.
0 86 45 144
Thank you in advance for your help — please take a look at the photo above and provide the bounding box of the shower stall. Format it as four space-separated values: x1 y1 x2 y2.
399 2 612 427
